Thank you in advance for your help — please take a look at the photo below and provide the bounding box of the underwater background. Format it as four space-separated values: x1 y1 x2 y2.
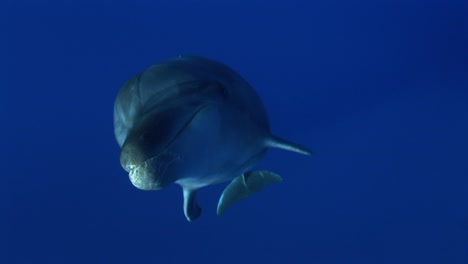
3 0 467 263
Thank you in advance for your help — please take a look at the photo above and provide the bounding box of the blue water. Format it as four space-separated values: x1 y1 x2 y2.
3 1 467 263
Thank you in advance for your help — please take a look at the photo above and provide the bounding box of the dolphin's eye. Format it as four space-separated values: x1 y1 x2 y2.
216 81 229 98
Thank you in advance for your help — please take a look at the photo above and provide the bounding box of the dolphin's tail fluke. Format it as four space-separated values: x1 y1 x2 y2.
266 135 313 155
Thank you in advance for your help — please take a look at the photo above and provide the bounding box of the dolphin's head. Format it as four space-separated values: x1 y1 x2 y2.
118 80 228 190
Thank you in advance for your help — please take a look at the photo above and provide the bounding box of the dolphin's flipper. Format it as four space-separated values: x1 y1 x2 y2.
266 135 313 155
217 170 282 216
183 188 202 222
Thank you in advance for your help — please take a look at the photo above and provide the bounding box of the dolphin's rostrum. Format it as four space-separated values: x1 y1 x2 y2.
114 56 311 221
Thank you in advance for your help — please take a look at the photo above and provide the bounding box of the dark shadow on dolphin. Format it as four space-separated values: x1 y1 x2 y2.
114 56 312 221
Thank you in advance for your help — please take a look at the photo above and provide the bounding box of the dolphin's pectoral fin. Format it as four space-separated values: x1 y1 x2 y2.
217 170 282 216
266 135 313 155
183 188 202 222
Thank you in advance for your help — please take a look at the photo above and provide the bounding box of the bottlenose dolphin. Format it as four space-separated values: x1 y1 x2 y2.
114 56 311 221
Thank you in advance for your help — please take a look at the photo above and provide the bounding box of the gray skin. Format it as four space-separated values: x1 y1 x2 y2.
114 56 311 221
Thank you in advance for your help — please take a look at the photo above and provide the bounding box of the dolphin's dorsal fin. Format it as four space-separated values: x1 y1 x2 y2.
182 187 202 222
266 135 313 155
217 170 282 216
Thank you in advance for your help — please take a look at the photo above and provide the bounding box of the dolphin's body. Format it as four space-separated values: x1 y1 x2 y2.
114 56 311 221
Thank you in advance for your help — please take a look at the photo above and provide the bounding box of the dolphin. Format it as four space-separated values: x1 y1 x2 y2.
113 56 311 221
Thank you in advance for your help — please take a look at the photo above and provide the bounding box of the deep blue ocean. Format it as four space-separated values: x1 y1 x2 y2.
3 0 467 263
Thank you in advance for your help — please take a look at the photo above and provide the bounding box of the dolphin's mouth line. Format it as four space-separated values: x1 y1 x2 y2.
138 104 210 168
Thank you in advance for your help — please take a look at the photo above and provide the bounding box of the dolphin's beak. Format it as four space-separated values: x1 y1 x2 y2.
127 159 164 190
127 152 181 190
